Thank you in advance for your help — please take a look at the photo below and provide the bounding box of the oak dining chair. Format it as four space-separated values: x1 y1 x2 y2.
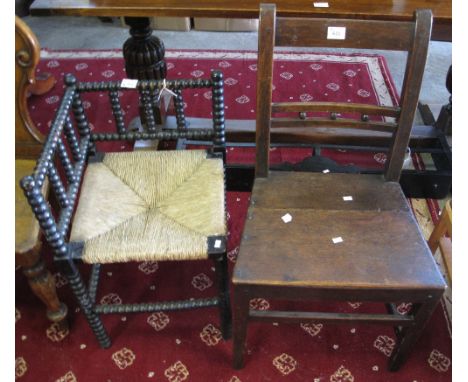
232 3 446 371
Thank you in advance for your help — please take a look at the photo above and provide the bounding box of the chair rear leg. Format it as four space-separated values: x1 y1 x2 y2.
388 297 441 371
59 259 112 348
214 253 232 340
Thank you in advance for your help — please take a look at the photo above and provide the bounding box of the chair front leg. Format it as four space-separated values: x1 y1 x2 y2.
213 252 232 340
58 258 111 348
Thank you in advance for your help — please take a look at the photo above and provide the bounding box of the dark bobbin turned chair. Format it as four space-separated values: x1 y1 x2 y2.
20 70 231 348
232 4 446 371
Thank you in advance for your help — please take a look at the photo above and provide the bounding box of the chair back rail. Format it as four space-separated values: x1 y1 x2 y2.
255 3 432 181
21 71 226 259
270 118 397 133
271 102 401 117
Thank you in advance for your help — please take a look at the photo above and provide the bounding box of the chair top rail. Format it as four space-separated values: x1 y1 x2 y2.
275 16 415 51
91 129 216 142
76 77 215 93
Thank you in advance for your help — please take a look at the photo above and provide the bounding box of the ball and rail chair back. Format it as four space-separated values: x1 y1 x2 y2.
20 70 232 348
15 15 68 328
232 3 446 371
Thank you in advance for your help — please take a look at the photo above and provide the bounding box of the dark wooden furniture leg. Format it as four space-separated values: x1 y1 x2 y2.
123 17 166 80
213 252 232 340
388 296 442 371
419 65 451 133
232 286 250 370
123 17 166 125
16 245 68 328
57 257 112 348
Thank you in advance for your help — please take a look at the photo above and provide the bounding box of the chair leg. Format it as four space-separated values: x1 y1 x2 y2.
232 286 250 370
59 259 112 348
19 249 68 328
213 253 232 340
388 297 440 371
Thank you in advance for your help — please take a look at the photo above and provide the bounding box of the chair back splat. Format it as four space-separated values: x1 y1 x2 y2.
255 3 432 181
21 70 231 348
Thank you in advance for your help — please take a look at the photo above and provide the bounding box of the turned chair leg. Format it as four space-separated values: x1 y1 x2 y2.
214 253 232 340
60 260 111 348
388 297 441 371
17 247 68 328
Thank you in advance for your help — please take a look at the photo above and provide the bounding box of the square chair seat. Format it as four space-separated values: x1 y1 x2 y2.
233 172 445 291
70 150 226 264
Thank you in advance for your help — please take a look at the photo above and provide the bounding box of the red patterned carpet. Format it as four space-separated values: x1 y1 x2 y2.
15 50 451 381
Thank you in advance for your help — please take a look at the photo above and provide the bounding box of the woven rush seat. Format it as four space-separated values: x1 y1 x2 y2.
70 149 225 264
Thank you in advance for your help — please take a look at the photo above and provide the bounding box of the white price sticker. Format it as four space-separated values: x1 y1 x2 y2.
322 169 330 173
332 237 343 244
342 196 353 201
313 2 329 7
121 79 139 88
327 27 346 40
281 213 293 223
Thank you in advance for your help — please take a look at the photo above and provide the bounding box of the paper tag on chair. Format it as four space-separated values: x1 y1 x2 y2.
157 79 177 101
327 27 346 40
313 2 329 7
281 213 293 223
161 92 173 112
332 237 343 244
121 79 139 88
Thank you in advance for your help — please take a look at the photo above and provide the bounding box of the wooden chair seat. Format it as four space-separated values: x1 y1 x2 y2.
234 172 444 290
70 150 225 264
247 172 409 211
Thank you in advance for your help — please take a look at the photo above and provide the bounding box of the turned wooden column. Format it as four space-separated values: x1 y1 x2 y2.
123 17 167 125
17 245 68 328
